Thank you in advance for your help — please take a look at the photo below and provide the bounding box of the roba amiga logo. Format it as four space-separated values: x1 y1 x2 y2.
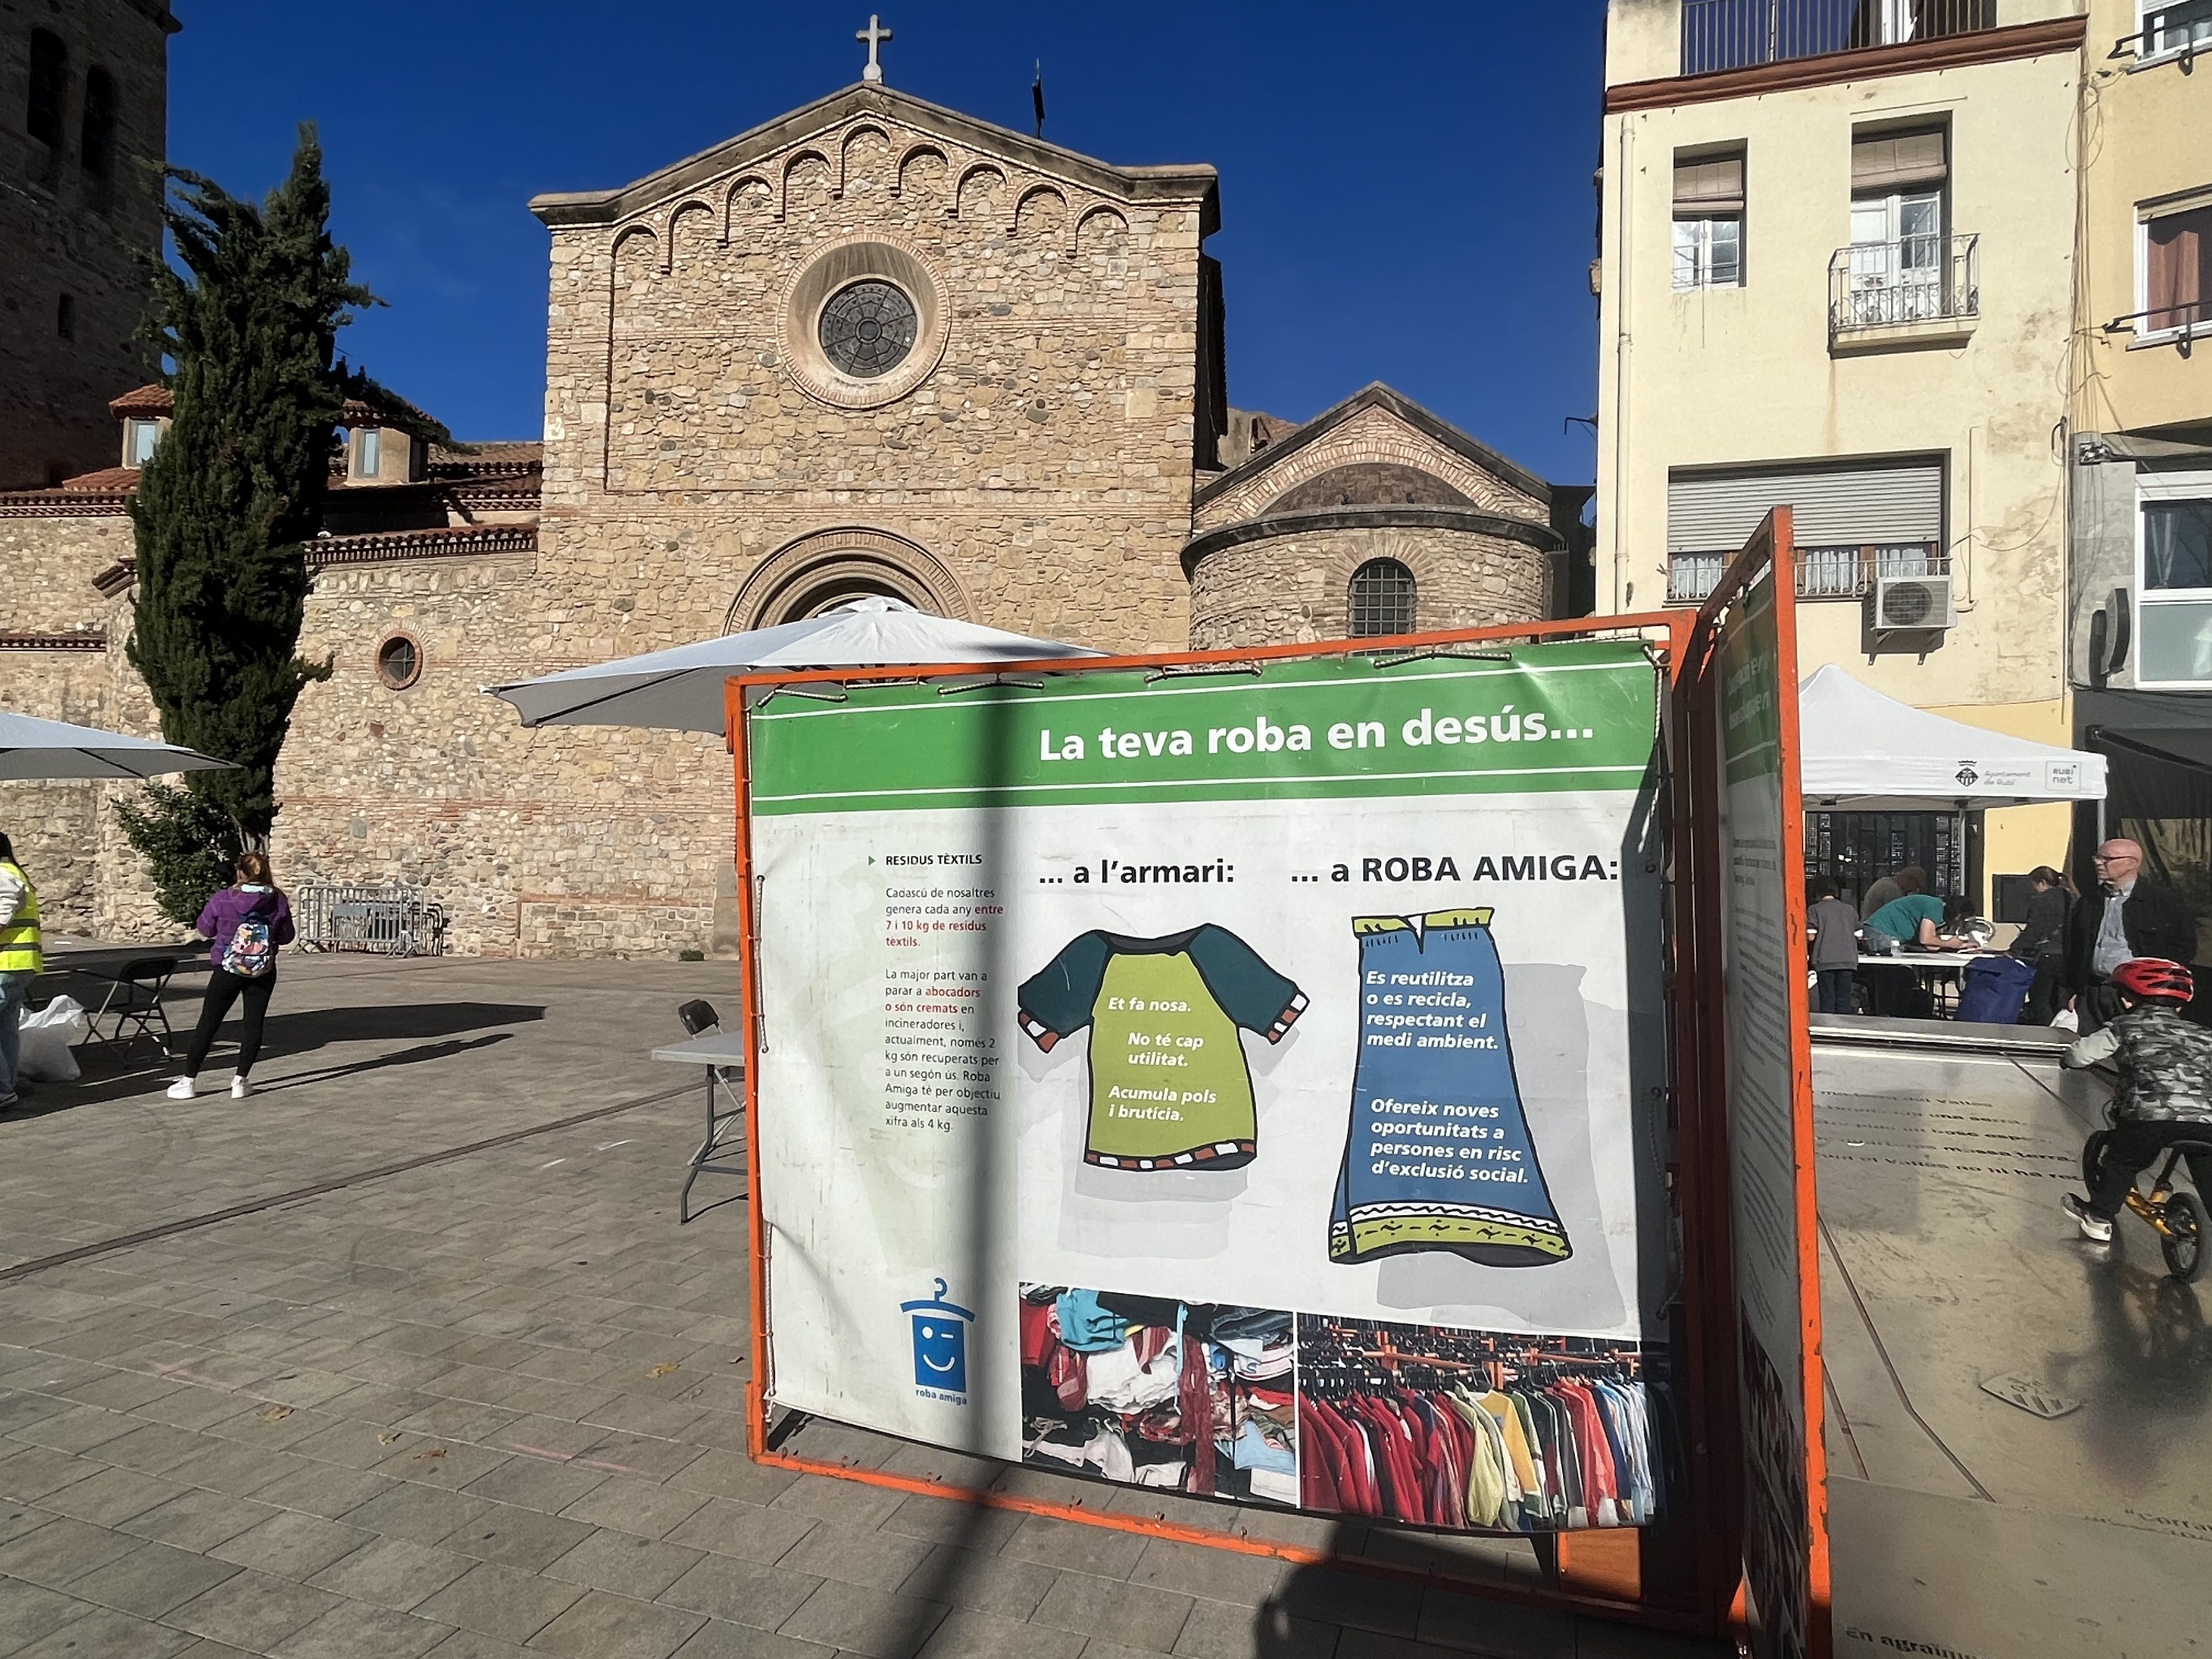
902 1278 973 1401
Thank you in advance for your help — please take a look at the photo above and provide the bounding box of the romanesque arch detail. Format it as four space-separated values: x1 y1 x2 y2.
727 527 972 631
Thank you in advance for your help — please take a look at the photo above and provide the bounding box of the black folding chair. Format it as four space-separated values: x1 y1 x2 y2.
93 956 178 1053
675 998 747 1222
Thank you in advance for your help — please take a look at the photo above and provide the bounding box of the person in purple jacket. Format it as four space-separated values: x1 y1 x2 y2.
166 851 295 1101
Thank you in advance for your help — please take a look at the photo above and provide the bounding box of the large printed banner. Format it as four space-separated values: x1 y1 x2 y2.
745 642 1675 1533
1712 566 1830 1657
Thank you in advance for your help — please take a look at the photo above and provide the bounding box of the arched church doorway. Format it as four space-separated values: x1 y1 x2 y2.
726 527 970 632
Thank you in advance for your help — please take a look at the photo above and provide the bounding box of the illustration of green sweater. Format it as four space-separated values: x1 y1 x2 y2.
1018 926 1306 1170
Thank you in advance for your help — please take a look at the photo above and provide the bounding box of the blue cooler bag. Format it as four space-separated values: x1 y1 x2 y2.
1957 955 2036 1025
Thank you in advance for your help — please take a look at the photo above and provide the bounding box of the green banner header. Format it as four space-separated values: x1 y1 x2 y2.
747 642 1661 815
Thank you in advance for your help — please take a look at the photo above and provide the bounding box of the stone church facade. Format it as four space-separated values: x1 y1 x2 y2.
0 82 1588 958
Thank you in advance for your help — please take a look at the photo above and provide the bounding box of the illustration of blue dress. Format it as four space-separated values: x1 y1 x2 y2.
1329 909 1570 1267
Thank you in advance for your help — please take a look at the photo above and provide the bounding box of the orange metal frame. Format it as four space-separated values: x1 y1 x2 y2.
1686 510 1833 1658
719 607 1779 1639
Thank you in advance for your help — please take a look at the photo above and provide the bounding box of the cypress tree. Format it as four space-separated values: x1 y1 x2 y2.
121 125 375 924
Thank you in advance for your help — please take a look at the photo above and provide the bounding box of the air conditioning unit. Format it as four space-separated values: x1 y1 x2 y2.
1871 574 1956 632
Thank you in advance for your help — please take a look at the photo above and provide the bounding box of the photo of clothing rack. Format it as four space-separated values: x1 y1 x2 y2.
1018 1285 1297 1505
1295 1317 1673 1533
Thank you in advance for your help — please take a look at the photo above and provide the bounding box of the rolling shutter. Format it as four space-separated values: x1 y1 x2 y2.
1674 154 1745 216
1851 128 1946 193
1667 460 1944 552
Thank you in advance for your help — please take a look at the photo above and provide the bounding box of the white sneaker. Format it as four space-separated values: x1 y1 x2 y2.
164 1077 197 1101
230 1075 252 1099
2062 1194 2114 1243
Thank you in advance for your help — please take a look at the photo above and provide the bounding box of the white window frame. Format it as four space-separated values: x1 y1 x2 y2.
2136 0 2212 66
2136 196 2212 346
356 427 381 479
124 418 161 467
2135 473 2212 689
1672 215 1742 292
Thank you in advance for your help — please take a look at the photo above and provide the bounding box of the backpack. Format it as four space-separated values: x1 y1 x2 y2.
222 916 276 979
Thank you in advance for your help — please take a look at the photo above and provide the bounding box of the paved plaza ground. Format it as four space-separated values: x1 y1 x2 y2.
0 956 1727 1659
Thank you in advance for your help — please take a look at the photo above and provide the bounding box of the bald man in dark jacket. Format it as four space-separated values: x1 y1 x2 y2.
2065 839 2198 1030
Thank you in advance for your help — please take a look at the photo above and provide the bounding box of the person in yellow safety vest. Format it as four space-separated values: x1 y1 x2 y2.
0 831 42 1109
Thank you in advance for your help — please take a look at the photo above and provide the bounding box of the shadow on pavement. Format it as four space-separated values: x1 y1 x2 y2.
2 1001 545 1120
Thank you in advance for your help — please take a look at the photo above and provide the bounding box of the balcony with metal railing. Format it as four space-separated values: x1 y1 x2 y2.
1666 543 1949 606
1827 233 1979 349
1680 0 1997 76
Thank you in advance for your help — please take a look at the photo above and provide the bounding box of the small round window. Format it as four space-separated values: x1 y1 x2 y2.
375 635 420 690
818 280 918 379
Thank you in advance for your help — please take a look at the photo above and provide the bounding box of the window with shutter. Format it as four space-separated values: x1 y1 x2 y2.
1664 459 1946 605
1672 149 1745 292
2143 203 2212 338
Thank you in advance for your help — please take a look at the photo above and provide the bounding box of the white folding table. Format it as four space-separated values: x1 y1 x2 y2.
651 1030 748 1223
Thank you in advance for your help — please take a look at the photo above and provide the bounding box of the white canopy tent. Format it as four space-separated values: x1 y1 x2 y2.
1797 663 2106 810
0 712 234 781
486 597 1100 735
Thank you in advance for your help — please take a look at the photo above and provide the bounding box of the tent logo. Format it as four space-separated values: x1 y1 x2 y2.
902 1278 973 1398
1954 763 1979 787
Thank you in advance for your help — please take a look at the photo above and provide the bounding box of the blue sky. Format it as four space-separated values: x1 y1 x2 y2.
171 2 1606 483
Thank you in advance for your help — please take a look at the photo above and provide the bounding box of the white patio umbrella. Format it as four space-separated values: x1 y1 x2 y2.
0 712 235 781
487 597 1100 735
1798 664 2106 810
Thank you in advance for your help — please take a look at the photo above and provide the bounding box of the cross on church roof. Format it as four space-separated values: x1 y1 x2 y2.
856 14 891 84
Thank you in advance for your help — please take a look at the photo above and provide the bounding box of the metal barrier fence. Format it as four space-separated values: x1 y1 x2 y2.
295 885 447 956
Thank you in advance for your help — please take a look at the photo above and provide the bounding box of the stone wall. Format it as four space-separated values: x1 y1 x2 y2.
1187 517 1556 650
0 641 119 932
0 0 167 487
264 549 735 959
0 505 130 633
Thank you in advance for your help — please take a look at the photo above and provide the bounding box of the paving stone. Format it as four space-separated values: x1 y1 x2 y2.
0 1578 92 1654
1177 1594 1340 1658
207 1510 376 1582
665 1621 836 1659
874 1494 1025 1553
664 1452 797 1508
0 1498 52 1548
1413 1592 1578 1658
63 1539 242 1619
436 1500 594 1571
1031 1566 1200 1650
543 1527 705 1600
774 1579 947 1659
337 1482 492 1548
61 1372 187 1415
665 1498 817 1566
266 1599 455 1659
0 1393 80 1436
915 1605 1085 1659
247 1464 397 1521
132 1387 265 1434
373 1440 514 1491
118 1489 284 1553
774 1520 935 1593
307 1537 478 1612
655 1553 822 1630
161 1437 319 1500
288 1421 420 1471
411 1560 586 1644
528 1588 708 1659
1001 1513 1150 1580
1277 1567 1425 1640
0 1515 145 1588
34 1465 186 1527
557 1475 709 1540
5 1601 200 1657
9 1406 140 1457
1131 1537 1289 1607
0 1446 99 1502
569 1433 707 1483
165 1567 346 1651
459 1457 608 1517
894 1542 1060 1622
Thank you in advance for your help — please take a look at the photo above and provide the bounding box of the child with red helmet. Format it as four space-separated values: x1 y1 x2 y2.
2061 957 2212 1242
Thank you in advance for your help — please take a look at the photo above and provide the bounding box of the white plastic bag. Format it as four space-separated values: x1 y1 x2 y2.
2051 1006 2079 1034
18 994 88 1083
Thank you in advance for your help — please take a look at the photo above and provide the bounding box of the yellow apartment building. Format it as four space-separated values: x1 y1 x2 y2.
2067 0 2212 929
1595 0 2088 910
